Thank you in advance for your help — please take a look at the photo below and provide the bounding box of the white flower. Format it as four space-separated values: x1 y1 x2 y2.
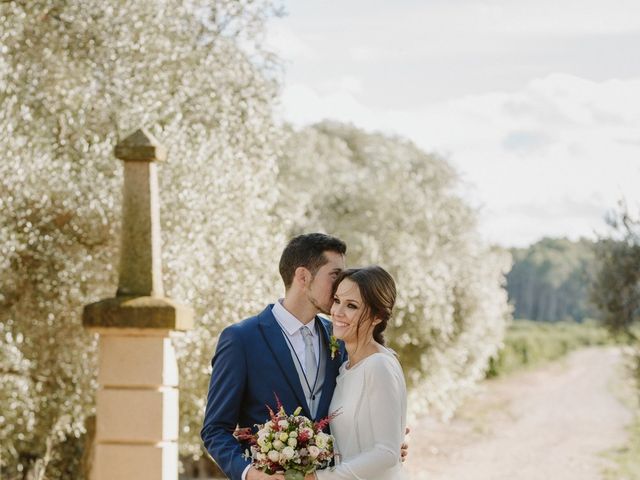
315 433 330 449
281 446 295 460
289 430 298 438
260 443 272 453
273 440 284 450
278 419 289 429
268 450 280 462
257 433 270 447
256 452 266 462
308 446 320 459
287 437 297 448
279 432 289 442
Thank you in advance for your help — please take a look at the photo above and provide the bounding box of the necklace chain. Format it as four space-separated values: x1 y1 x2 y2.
277 320 322 400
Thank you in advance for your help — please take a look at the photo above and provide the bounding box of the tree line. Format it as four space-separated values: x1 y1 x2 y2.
506 237 598 322
506 212 640 339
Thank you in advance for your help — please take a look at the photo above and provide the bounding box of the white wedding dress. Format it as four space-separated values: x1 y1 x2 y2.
316 347 408 480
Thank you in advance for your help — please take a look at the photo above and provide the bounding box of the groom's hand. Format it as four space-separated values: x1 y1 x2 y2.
400 425 410 462
247 466 275 480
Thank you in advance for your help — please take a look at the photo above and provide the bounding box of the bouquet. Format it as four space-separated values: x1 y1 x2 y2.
235 396 339 480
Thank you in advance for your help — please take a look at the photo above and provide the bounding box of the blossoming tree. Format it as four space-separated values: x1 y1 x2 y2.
0 1 283 477
277 122 512 419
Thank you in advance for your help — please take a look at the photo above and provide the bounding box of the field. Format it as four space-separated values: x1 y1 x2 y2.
486 319 612 377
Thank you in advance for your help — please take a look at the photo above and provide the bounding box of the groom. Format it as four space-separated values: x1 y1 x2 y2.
201 233 348 480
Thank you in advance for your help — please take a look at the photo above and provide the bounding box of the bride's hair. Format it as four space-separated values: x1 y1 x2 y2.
332 265 396 346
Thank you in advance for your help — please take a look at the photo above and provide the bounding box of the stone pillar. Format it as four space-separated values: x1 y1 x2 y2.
83 129 193 480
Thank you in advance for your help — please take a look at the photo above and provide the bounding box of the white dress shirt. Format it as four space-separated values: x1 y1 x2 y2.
272 299 321 369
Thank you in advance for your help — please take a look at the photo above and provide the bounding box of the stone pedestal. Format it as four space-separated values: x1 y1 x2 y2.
83 129 193 480
93 443 179 480
90 332 182 480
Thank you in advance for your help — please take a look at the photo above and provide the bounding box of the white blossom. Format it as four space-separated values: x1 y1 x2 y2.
308 445 321 459
0 0 285 475
281 446 295 461
278 419 289 429
268 450 280 463
278 123 512 420
314 432 330 450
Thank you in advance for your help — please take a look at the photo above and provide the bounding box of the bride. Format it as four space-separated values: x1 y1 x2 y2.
279 265 408 480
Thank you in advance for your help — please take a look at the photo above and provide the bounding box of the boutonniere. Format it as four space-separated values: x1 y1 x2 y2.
329 335 340 360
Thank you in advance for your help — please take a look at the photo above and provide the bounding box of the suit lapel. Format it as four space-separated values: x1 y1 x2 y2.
258 307 310 416
315 316 341 420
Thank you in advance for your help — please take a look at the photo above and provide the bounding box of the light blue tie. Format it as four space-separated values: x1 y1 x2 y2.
300 326 318 389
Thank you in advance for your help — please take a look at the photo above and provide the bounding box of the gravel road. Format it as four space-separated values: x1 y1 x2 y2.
404 347 634 480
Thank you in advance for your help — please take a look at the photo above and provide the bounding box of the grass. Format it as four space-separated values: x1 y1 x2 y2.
486 319 612 378
603 346 640 480
603 414 640 480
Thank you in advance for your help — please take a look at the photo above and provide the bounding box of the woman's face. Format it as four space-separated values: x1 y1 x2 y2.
331 278 372 344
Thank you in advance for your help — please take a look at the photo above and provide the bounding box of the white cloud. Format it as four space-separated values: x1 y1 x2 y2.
473 0 640 35
264 24 315 60
321 75 364 95
336 0 640 37
279 73 640 246
271 1 640 109
279 84 372 126
271 1 640 246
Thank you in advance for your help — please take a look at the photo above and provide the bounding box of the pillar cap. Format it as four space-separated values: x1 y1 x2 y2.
83 296 193 331
114 129 166 162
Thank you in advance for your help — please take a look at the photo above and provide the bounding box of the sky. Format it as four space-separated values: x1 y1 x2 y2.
266 0 640 247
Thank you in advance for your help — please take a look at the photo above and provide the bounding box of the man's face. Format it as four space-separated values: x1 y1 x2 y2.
306 251 346 315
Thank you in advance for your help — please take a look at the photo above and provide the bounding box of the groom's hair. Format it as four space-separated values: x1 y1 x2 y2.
279 233 347 289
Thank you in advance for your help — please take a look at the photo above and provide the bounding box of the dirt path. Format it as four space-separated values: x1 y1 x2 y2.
404 347 634 480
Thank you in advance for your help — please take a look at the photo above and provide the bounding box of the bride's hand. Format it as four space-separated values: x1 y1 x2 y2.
400 425 411 462
269 472 314 480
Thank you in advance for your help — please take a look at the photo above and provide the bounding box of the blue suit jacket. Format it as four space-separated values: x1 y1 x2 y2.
201 305 345 480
